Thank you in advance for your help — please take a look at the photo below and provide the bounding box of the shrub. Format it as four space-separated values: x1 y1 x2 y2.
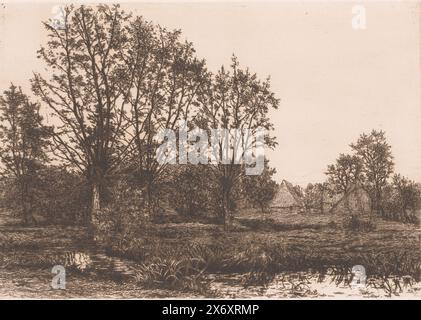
166 165 235 223
381 176 421 225
242 160 278 212
35 166 90 224
183 243 225 272
0 166 90 225
167 165 214 217
95 178 148 248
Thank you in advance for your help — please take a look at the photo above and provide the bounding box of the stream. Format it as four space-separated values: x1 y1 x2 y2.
15 249 421 299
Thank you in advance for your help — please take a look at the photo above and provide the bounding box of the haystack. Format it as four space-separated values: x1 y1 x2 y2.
271 180 304 212
330 183 372 215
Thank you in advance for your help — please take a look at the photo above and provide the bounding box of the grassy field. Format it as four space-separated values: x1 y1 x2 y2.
104 209 421 296
1 209 420 298
115 210 421 266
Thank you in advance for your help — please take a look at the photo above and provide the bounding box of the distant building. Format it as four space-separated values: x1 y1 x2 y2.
270 180 305 213
330 183 372 215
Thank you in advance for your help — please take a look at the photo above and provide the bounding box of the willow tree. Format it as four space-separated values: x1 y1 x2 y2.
197 56 279 228
123 20 208 215
32 5 138 228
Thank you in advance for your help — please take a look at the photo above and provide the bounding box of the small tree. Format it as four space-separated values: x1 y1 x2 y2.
0 84 51 224
303 183 315 211
293 184 304 199
350 130 394 212
304 182 330 213
391 174 420 221
326 153 363 194
242 160 278 212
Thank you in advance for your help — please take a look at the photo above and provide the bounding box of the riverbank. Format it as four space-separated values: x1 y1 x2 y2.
1 210 420 298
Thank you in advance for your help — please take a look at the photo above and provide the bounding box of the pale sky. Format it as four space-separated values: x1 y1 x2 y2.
0 1 420 185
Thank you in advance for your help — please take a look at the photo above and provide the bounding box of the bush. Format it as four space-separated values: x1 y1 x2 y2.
36 166 90 224
242 160 278 212
381 176 421 225
0 166 90 224
167 165 231 222
95 178 148 248
167 165 213 217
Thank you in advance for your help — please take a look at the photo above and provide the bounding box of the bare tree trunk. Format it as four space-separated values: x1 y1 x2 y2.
92 183 101 212
222 188 232 231
20 180 35 225
90 182 101 238
320 185 325 214
374 183 382 213
146 179 156 219
22 204 30 225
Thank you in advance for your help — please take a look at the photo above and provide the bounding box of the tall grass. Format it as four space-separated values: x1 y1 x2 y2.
133 257 210 293
329 250 421 296
106 224 421 293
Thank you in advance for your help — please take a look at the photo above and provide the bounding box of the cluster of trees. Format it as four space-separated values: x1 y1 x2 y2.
304 130 421 222
167 160 278 222
0 85 91 224
0 85 52 224
0 5 279 232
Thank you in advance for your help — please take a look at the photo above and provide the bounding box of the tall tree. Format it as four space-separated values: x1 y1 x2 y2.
0 84 51 224
31 5 147 229
326 153 363 194
350 130 394 211
124 20 208 215
197 56 279 228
